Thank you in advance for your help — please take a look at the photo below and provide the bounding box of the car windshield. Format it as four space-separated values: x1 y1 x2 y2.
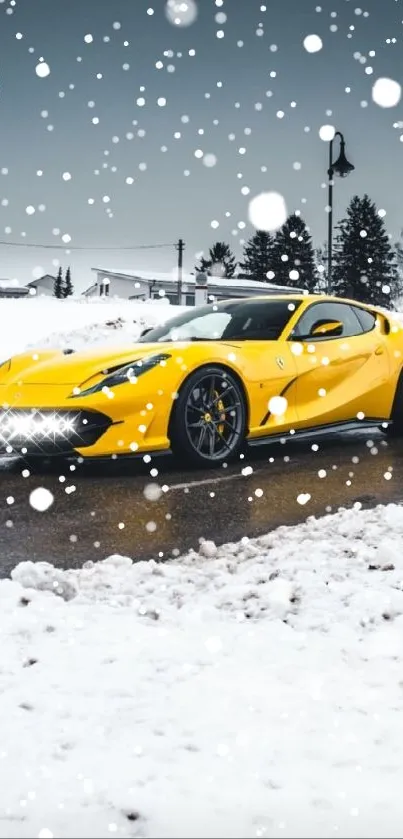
139 299 302 343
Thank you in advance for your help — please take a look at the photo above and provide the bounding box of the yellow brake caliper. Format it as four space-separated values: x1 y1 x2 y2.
215 391 226 434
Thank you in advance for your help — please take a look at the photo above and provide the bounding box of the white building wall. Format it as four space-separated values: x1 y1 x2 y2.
95 272 149 299
30 276 55 296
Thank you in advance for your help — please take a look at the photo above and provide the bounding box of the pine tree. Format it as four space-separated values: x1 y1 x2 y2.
53 266 64 298
238 231 274 282
393 231 403 302
63 266 73 298
314 244 328 293
195 256 212 275
269 213 317 292
195 242 237 278
332 194 399 306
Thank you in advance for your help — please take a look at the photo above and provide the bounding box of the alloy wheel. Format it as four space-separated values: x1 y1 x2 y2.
184 372 244 461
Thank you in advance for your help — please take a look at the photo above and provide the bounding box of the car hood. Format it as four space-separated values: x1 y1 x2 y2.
3 342 181 386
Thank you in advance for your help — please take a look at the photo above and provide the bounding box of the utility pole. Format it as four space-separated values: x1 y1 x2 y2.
176 238 185 305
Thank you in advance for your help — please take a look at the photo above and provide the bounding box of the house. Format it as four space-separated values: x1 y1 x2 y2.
0 280 30 298
26 274 56 296
84 268 304 306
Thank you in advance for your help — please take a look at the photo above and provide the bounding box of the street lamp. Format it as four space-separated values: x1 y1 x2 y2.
327 131 354 294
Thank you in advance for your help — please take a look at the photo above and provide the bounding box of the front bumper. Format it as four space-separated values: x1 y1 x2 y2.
0 408 112 455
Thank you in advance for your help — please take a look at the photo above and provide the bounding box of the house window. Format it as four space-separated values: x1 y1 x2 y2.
185 294 195 306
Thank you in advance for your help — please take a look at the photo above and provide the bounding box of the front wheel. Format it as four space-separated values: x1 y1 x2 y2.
170 365 247 466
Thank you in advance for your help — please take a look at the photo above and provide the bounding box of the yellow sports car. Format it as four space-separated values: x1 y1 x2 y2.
0 294 402 466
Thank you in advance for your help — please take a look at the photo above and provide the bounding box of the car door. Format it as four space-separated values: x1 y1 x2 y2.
245 338 300 436
286 301 390 430
220 298 301 437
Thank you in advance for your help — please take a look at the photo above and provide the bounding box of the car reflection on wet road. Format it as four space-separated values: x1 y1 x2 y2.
0 429 402 578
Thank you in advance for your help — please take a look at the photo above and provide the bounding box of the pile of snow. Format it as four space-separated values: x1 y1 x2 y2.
0 297 184 361
2 502 403 838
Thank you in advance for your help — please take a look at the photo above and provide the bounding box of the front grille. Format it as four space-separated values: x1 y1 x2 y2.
0 408 112 454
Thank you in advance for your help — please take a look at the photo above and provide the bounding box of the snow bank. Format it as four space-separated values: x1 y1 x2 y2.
2 502 403 838
0 297 184 360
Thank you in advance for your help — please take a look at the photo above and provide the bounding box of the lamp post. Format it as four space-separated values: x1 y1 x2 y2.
327 131 354 294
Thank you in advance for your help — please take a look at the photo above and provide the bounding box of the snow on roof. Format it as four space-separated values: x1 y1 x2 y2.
92 267 303 293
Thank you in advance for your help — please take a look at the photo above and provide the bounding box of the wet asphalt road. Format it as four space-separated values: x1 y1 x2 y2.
0 428 402 578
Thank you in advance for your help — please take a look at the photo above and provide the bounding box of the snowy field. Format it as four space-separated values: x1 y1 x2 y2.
2 503 403 838
0 296 183 361
2 297 403 837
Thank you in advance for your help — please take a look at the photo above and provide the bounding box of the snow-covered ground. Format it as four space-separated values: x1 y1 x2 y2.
0 296 183 361
1 503 403 838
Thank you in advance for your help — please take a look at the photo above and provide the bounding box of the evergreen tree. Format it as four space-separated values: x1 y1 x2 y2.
195 256 212 275
314 244 329 293
53 266 64 298
63 266 73 298
393 231 403 302
332 194 399 307
238 231 274 282
269 213 317 292
195 242 237 278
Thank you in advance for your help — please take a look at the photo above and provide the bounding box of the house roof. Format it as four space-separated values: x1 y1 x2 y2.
82 283 98 296
0 285 30 295
91 267 304 293
27 274 56 287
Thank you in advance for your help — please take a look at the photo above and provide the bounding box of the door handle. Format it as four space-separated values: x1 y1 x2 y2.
375 346 384 355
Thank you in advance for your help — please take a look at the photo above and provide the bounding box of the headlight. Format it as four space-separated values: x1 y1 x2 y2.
0 359 11 377
1 412 76 441
71 353 171 398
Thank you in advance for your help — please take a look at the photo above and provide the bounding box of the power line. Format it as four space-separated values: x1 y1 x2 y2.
0 240 176 251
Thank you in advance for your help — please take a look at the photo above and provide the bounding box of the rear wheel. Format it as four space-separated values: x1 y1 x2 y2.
170 366 247 466
382 373 403 437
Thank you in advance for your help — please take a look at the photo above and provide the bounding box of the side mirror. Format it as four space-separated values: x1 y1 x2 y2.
310 319 343 338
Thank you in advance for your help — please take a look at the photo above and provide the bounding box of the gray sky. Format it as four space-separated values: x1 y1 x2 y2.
0 0 402 291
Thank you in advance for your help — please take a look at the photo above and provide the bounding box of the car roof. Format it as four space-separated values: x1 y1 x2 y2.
214 294 376 310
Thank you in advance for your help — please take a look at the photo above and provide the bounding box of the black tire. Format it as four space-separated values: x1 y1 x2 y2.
169 365 247 466
382 373 403 437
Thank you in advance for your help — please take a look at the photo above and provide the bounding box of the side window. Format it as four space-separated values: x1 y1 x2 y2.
352 306 377 334
291 302 363 340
